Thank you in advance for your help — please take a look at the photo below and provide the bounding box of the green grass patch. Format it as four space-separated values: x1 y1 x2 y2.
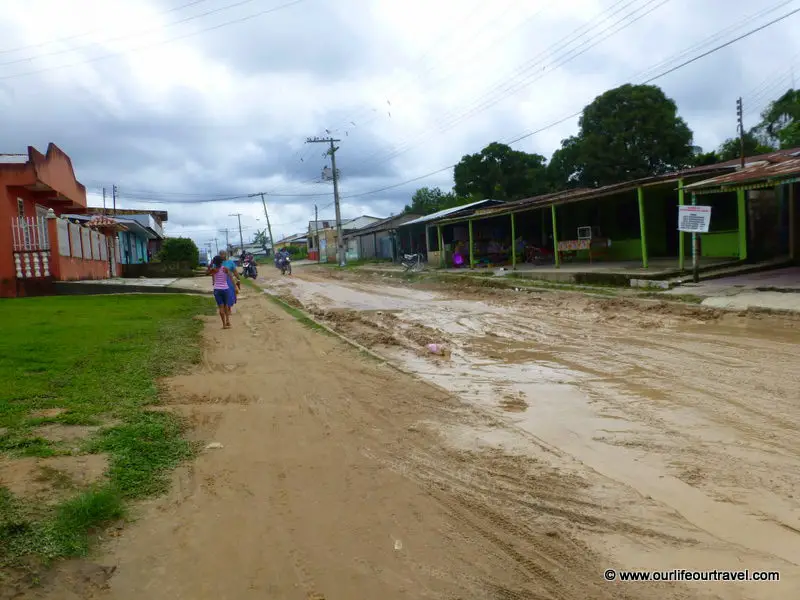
0 294 212 567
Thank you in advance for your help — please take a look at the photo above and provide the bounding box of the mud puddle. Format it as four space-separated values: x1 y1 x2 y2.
263 269 800 598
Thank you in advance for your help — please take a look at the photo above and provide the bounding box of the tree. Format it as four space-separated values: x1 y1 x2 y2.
453 142 549 201
158 237 200 264
555 84 694 188
547 136 583 190
717 132 775 162
755 89 800 149
404 187 456 215
253 229 270 250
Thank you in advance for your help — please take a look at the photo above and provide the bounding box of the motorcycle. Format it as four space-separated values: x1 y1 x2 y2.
242 256 258 279
275 254 292 276
401 253 424 272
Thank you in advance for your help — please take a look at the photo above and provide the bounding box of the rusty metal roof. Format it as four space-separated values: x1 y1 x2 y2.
684 153 800 192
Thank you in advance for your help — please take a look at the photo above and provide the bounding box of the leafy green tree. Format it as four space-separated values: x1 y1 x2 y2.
777 119 800 148
253 229 270 250
552 84 694 188
758 89 800 146
547 136 583 189
717 132 775 162
453 142 549 201
404 186 456 215
157 237 200 264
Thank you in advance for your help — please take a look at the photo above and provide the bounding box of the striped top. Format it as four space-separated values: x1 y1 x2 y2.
212 268 229 290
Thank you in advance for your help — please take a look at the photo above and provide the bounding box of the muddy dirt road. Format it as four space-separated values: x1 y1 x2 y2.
29 287 695 600
258 266 800 600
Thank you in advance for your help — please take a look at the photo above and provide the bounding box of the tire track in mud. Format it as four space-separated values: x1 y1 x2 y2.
267 269 800 598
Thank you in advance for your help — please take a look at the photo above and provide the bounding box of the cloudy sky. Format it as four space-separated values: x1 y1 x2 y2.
3 0 799 249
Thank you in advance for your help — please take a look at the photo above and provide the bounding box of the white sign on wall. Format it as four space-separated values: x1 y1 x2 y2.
678 205 711 233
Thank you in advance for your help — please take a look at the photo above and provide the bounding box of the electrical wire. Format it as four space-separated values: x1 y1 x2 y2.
0 0 309 81
353 0 670 170
83 2 800 212
0 0 212 55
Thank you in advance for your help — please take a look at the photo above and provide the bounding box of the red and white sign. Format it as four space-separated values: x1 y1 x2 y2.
678 205 711 233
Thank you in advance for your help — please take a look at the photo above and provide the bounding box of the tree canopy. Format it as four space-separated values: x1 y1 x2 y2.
453 142 549 201
550 84 694 188
715 131 775 162
404 186 460 215
158 237 200 264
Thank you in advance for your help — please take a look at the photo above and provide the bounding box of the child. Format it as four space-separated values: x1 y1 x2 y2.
208 256 232 329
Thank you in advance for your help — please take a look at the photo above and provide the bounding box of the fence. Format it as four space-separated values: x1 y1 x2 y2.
12 217 51 279
9 216 119 283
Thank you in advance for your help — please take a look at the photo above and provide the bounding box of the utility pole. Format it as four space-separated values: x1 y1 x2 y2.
248 193 274 255
229 214 245 256
314 204 320 263
219 228 230 253
213 238 219 254
306 136 344 266
112 185 118 216
736 97 745 168
102 187 107 213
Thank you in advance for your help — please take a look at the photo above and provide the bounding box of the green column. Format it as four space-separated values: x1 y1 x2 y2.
511 213 517 270
468 220 475 268
737 188 747 260
437 225 444 268
551 205 560 268
637 186 648 268
678 178 685 271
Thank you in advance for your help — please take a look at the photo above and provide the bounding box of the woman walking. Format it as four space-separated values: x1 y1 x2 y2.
208 256 233 329
219 250 240 307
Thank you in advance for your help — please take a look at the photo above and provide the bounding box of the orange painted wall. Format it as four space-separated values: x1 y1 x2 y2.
1 144 90 297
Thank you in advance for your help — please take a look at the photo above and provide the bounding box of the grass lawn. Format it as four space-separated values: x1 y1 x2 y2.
0 294 212 569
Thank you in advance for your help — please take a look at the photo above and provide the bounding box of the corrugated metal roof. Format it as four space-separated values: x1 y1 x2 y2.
684 154 800 192
400 199 505 227
344 213 422 237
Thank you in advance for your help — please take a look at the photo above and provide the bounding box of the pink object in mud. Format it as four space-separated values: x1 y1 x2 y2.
426 343 444 355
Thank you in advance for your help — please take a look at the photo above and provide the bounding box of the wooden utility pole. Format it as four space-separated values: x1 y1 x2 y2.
306 136 344 266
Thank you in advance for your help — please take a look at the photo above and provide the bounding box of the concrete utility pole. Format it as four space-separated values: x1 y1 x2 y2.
229 213 245 255
112 185 118 216
306 136 344 266
102 187 107 213
248 192 274 254
213 238 219 254
736 97 745 168
219 228 230 253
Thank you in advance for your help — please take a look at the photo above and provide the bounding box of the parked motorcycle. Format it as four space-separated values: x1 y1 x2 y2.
401 253 424 272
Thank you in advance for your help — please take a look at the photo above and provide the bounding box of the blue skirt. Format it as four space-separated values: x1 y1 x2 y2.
227 277 237 305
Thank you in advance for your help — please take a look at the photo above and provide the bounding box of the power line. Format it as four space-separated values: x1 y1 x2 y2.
0 0 212 55
87 4 800 211
352 0 670 170
0 0 309 81
0 0 262 68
